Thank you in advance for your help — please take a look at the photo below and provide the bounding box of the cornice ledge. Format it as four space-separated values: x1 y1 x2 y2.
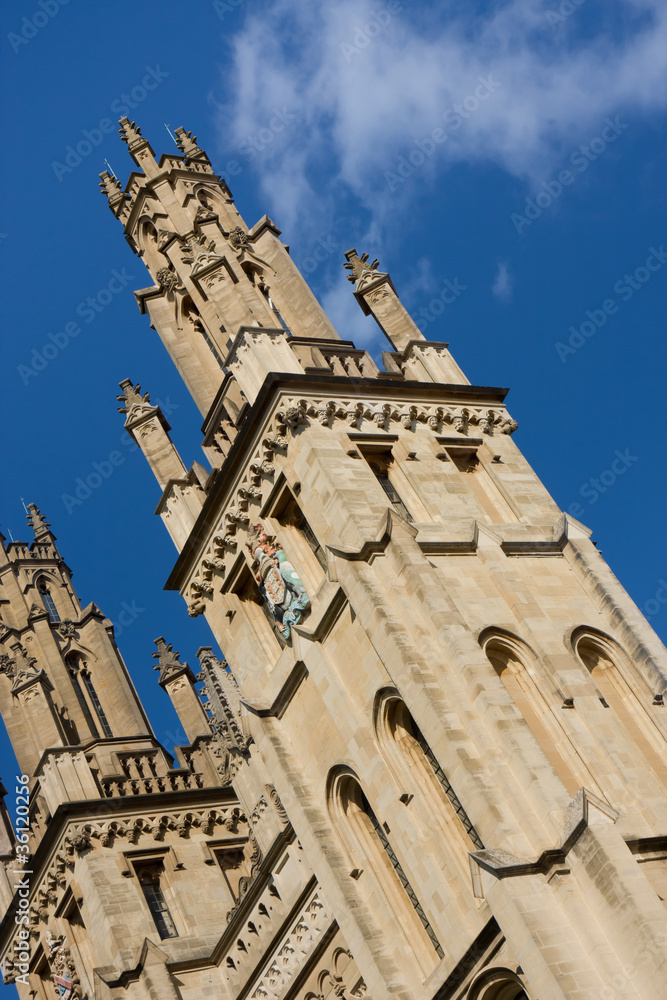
325 507 418 563
555 512 594 547
241 660 309 719
469 787 619 896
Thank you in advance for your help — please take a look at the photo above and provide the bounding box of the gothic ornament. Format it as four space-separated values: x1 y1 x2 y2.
58 620 77 639
228 226 250 250
0 654 15 679
194 204 218 224
152 637 186 682
116 380 151 414
47 933 82 1000
344 248 380 285
246 524 310 638
156 267 180 294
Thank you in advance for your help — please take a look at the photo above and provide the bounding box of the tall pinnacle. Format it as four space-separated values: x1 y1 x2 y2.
25 503 55 543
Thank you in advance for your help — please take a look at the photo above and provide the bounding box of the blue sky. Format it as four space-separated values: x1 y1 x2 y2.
0 0 666 970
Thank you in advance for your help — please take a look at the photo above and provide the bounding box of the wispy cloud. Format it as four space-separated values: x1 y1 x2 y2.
214 0 667 247
492 260 513 302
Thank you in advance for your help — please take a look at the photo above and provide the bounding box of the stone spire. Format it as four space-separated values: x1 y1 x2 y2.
117 379 188 491
152 636 187 684
344 247 425 353
344 249 381 286
118 117 158 176
25 502 55 544
116 379 151 415
152 637 209 743
98 170 129 219
197 648 251 757
173 127 211 168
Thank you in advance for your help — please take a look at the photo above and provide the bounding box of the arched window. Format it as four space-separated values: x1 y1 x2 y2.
328 768 443 975
363 451 413 522
181 295 226 369
66 653 113 739
573 629 666 785
482 631 581 796
469 968 531 1000
376 692 483 855
37 578 60 623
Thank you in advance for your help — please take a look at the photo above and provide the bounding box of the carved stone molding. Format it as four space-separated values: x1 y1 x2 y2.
249 892 331 1000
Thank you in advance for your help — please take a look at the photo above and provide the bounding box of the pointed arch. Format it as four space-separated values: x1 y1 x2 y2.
480 628 581 796
374 689 484 861
35 574 60 623
327 766 443 976
180 294 226 369
65 652 112 740
572 626 667 784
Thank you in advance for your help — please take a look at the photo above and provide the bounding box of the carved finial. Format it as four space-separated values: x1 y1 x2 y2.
118 117 144 148
152 636 186 681
173 126 209 164
25 503 52 541
116 378 151 414
98 170 124 202
344 248 380 285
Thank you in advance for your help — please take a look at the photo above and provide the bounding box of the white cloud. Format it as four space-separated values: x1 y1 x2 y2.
492 260 513 302
214 0 667 243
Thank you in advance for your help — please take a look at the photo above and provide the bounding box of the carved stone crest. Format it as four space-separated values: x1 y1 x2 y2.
246 524 310 638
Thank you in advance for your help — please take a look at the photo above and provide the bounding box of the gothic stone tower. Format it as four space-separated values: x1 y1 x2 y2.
0 507 317 1000
102 119 666 1000
1 115 664 1000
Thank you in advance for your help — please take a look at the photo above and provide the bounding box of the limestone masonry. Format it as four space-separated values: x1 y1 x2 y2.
1 118 665 1000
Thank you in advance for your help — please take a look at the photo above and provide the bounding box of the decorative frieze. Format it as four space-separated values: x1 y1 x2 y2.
184 390 518 615
248 892 331 1000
